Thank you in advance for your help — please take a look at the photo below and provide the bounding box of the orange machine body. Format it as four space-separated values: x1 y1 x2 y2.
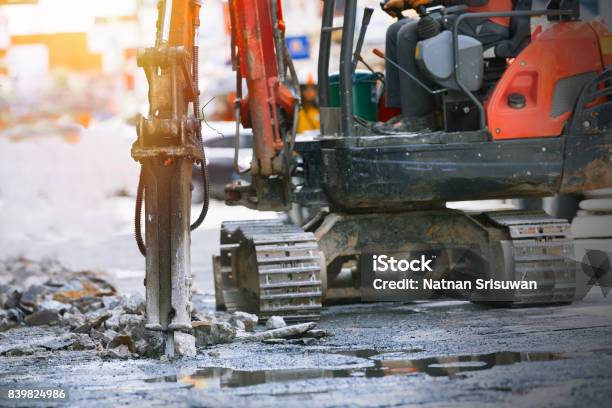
229 0 295 176
486 21 607 140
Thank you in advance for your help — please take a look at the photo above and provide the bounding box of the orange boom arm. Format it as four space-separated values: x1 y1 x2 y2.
229 0 297 176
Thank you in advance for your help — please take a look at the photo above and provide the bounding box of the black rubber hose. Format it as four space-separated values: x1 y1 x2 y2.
135 165 147 257
190 41 209 232
190 154 209 231
134 155 208 257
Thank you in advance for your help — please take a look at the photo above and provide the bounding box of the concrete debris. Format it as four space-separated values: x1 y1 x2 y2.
100 344 133 360
118 313 145 329
243 322 317 342
0 317 17 332
60 311 86 330
0 285 20 309
119 293 145 315
286 337 318 346
53 278 103 300
0 258 117 330
262 338 288 345
5 346 47 357
71 333 96 350
109 334 136 353
173 332 196 357
304 329 332 339
192 318 237 346
0 258 267 359
116 314 163 358
22 275 48 290
73 310 111 334
53 277 115 313
37 299 70 312
24 308 61 326
102 295 120 309
20 285 48 313
0 308 24 331
134 339 148 355
230 311 258 332
233 319 246 332
0 258 170 359
1 257 114 294
0 258 65 289
0 330 76 355
90 329 118 347
71 298 105 314
104 308 125 331
133 333 164 358
265 316 287 330
39 334 79 351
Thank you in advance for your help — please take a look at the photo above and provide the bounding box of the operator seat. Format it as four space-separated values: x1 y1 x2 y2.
491 0 533 58
481 0 533 95
416 0 535 93
414 0 536 131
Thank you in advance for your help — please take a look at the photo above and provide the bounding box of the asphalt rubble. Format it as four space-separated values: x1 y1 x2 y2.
0 257 331 359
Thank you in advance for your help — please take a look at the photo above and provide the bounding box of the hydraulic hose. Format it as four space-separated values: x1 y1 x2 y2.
190 40 210 232
190 156 209 231
135 166 147 257
134 155 209 258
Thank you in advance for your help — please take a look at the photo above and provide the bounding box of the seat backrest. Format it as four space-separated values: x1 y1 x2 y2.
494 0 533 58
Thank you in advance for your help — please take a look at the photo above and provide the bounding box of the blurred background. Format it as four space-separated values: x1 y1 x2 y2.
0 0 608 132
0 0 610 290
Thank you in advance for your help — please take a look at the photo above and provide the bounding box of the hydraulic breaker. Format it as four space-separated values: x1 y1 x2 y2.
131 0 207 358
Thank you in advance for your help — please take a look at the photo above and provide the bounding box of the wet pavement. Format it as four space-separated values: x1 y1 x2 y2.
1 294 612 407
1 200 611 407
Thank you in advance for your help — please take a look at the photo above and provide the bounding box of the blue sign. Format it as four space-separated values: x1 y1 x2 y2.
286 35 310 60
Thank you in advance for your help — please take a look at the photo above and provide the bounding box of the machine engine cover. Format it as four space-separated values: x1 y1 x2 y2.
416 30 483 92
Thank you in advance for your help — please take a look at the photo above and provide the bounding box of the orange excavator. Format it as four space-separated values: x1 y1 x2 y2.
132 0 612 356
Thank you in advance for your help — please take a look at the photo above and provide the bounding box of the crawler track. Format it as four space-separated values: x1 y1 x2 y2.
213 219 323 322
485 210 576 305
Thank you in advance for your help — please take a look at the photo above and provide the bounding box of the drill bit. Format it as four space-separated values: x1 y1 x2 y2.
164 332 175 359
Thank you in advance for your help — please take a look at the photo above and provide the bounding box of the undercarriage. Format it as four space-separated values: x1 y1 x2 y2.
214 209 577 321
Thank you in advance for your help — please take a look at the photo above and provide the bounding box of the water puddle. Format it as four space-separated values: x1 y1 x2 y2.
333 348 424 359
147 350 564 390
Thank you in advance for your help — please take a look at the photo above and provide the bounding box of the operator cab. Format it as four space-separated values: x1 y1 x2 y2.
320 0 585 137
414 0 535 132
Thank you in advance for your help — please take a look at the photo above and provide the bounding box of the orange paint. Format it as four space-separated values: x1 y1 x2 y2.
0 0 37 4
468 0 513 27
486 21 605 140
10 32 102 71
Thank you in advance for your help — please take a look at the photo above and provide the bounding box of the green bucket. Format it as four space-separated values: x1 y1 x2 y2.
328 70 378 121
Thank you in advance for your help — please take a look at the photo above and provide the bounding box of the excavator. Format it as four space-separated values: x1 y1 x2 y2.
131 0 612 355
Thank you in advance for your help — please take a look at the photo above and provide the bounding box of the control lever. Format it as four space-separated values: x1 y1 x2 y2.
352 7 374 73
358 56 385 84
379 0 404 20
